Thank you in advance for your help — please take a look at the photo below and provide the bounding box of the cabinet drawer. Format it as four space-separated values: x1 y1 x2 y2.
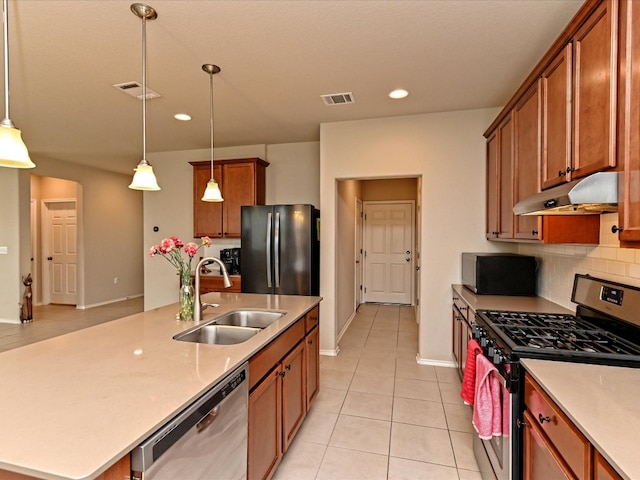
452 295 469 321
304 305 319 333
249 319 304 390
524 375 592 479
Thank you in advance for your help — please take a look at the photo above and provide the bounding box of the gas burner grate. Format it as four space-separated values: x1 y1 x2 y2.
479 310 640 356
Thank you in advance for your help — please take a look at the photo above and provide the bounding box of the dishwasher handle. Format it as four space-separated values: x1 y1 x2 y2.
196 405 220 433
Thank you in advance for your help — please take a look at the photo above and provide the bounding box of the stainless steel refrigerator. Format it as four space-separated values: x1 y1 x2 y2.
241 204 320 295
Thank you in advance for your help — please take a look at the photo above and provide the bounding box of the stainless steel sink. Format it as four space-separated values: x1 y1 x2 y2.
174 324 261 345
210 310 285 329
173 310 285 345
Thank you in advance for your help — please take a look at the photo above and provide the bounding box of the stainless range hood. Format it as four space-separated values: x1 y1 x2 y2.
513 171 619 215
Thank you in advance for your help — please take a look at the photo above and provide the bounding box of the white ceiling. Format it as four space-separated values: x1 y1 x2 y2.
4 0 583 174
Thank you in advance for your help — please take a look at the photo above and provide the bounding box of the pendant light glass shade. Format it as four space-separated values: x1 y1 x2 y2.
0 0 34 169
201 179 223 201
0 124 34 168
128 3 160 191
201 64 223 202
129 161 160 190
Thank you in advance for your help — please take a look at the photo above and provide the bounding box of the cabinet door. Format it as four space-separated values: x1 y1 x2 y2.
594 450 623 480
452 307 463 375
522 409 575 480
281 342 306 454
572 0 618 179
193 164 223 238
617 0 640 244
513 81 542 241
248 369 282 480
486 131 500 239
222 162 257 238
541 44 573 190
305 325 320 408
460 319 472 379
498 114 514 239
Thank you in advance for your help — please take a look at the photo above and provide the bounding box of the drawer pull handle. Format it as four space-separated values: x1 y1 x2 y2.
538 413 551 424
285 364 292 371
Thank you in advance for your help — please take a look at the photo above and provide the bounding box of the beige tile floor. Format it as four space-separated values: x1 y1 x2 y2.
274 303 481 480
0 299 480 479
0 297 144 352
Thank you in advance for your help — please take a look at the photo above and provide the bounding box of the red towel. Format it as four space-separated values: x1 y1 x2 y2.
460 339 482 405
472 353 503 440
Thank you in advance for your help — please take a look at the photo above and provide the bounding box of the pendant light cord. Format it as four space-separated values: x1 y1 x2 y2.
141 13 147 165
209 71 214 179
2 0 12 124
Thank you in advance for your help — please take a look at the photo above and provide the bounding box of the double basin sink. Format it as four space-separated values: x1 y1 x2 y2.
174 309 285 345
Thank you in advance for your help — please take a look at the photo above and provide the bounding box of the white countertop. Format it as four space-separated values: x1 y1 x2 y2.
522 358 640 480
0 292 321 480
452 284 572 315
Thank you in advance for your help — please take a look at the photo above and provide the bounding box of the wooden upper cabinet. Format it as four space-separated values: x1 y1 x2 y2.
617 0 640 244
191 158 268 238
514 81 542 240
498 115 514 239
541 44 573 190
486 131 500 239
572 0 618 180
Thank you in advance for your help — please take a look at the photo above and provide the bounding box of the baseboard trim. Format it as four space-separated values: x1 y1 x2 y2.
320 347 340 357
416 354 457 368
79 294 143 310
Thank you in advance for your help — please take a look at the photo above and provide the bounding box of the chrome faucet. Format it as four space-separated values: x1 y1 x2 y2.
194 257 233 322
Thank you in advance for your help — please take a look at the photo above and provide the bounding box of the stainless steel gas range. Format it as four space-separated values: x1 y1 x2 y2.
471 274 640 480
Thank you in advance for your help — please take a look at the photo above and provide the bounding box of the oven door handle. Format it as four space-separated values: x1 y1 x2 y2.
492 369 507 388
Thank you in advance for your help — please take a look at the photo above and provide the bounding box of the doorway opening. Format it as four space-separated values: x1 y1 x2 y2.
30 175 82 307
335 176 421 343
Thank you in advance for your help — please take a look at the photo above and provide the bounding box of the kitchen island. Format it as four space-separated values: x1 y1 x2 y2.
0 292 321 480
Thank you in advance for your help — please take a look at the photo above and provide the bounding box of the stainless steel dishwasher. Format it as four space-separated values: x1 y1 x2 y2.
131 363 248 480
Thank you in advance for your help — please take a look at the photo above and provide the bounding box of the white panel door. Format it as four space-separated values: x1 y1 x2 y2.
48 202 77 305
363 202 413 304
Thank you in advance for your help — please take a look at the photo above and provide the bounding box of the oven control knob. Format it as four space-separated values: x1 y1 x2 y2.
487 340 495 357
493 348 506 365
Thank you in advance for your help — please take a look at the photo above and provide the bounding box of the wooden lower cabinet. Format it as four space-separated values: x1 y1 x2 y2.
305 325 320 407
522 373 628 480
523 409 576 480
281 342 306 453
191 274 242 294
248 306 320 480
248 367 282 480
594 451 623 480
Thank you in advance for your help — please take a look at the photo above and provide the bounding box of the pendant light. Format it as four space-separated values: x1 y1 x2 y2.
201 64 223 202
128 3 160 191
0 0 34 168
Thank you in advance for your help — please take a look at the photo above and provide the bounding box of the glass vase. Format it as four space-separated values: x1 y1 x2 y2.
178 274 195 321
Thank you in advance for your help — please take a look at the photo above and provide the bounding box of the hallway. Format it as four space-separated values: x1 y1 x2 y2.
274 303 480 479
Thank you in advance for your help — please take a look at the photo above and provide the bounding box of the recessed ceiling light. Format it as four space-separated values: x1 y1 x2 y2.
174 113 191 121
389 89 409 99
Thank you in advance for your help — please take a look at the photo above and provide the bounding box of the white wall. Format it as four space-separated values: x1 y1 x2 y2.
0 169 22 323
320 108 502 363
0 159 143 321
144 142 320 311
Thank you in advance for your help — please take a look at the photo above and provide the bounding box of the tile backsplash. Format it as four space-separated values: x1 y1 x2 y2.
517 213 640 309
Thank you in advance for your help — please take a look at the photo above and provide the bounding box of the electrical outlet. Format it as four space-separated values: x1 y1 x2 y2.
113 277 118 285
0 246 7 255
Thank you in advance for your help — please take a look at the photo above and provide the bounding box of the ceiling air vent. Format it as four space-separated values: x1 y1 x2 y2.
321 92 355 106
113 81 161 100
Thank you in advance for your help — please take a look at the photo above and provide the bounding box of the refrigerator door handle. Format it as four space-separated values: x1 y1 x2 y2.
274 212 280 288
266 212 272 288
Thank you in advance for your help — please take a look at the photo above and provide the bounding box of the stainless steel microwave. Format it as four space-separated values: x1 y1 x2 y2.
462 253 537 295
